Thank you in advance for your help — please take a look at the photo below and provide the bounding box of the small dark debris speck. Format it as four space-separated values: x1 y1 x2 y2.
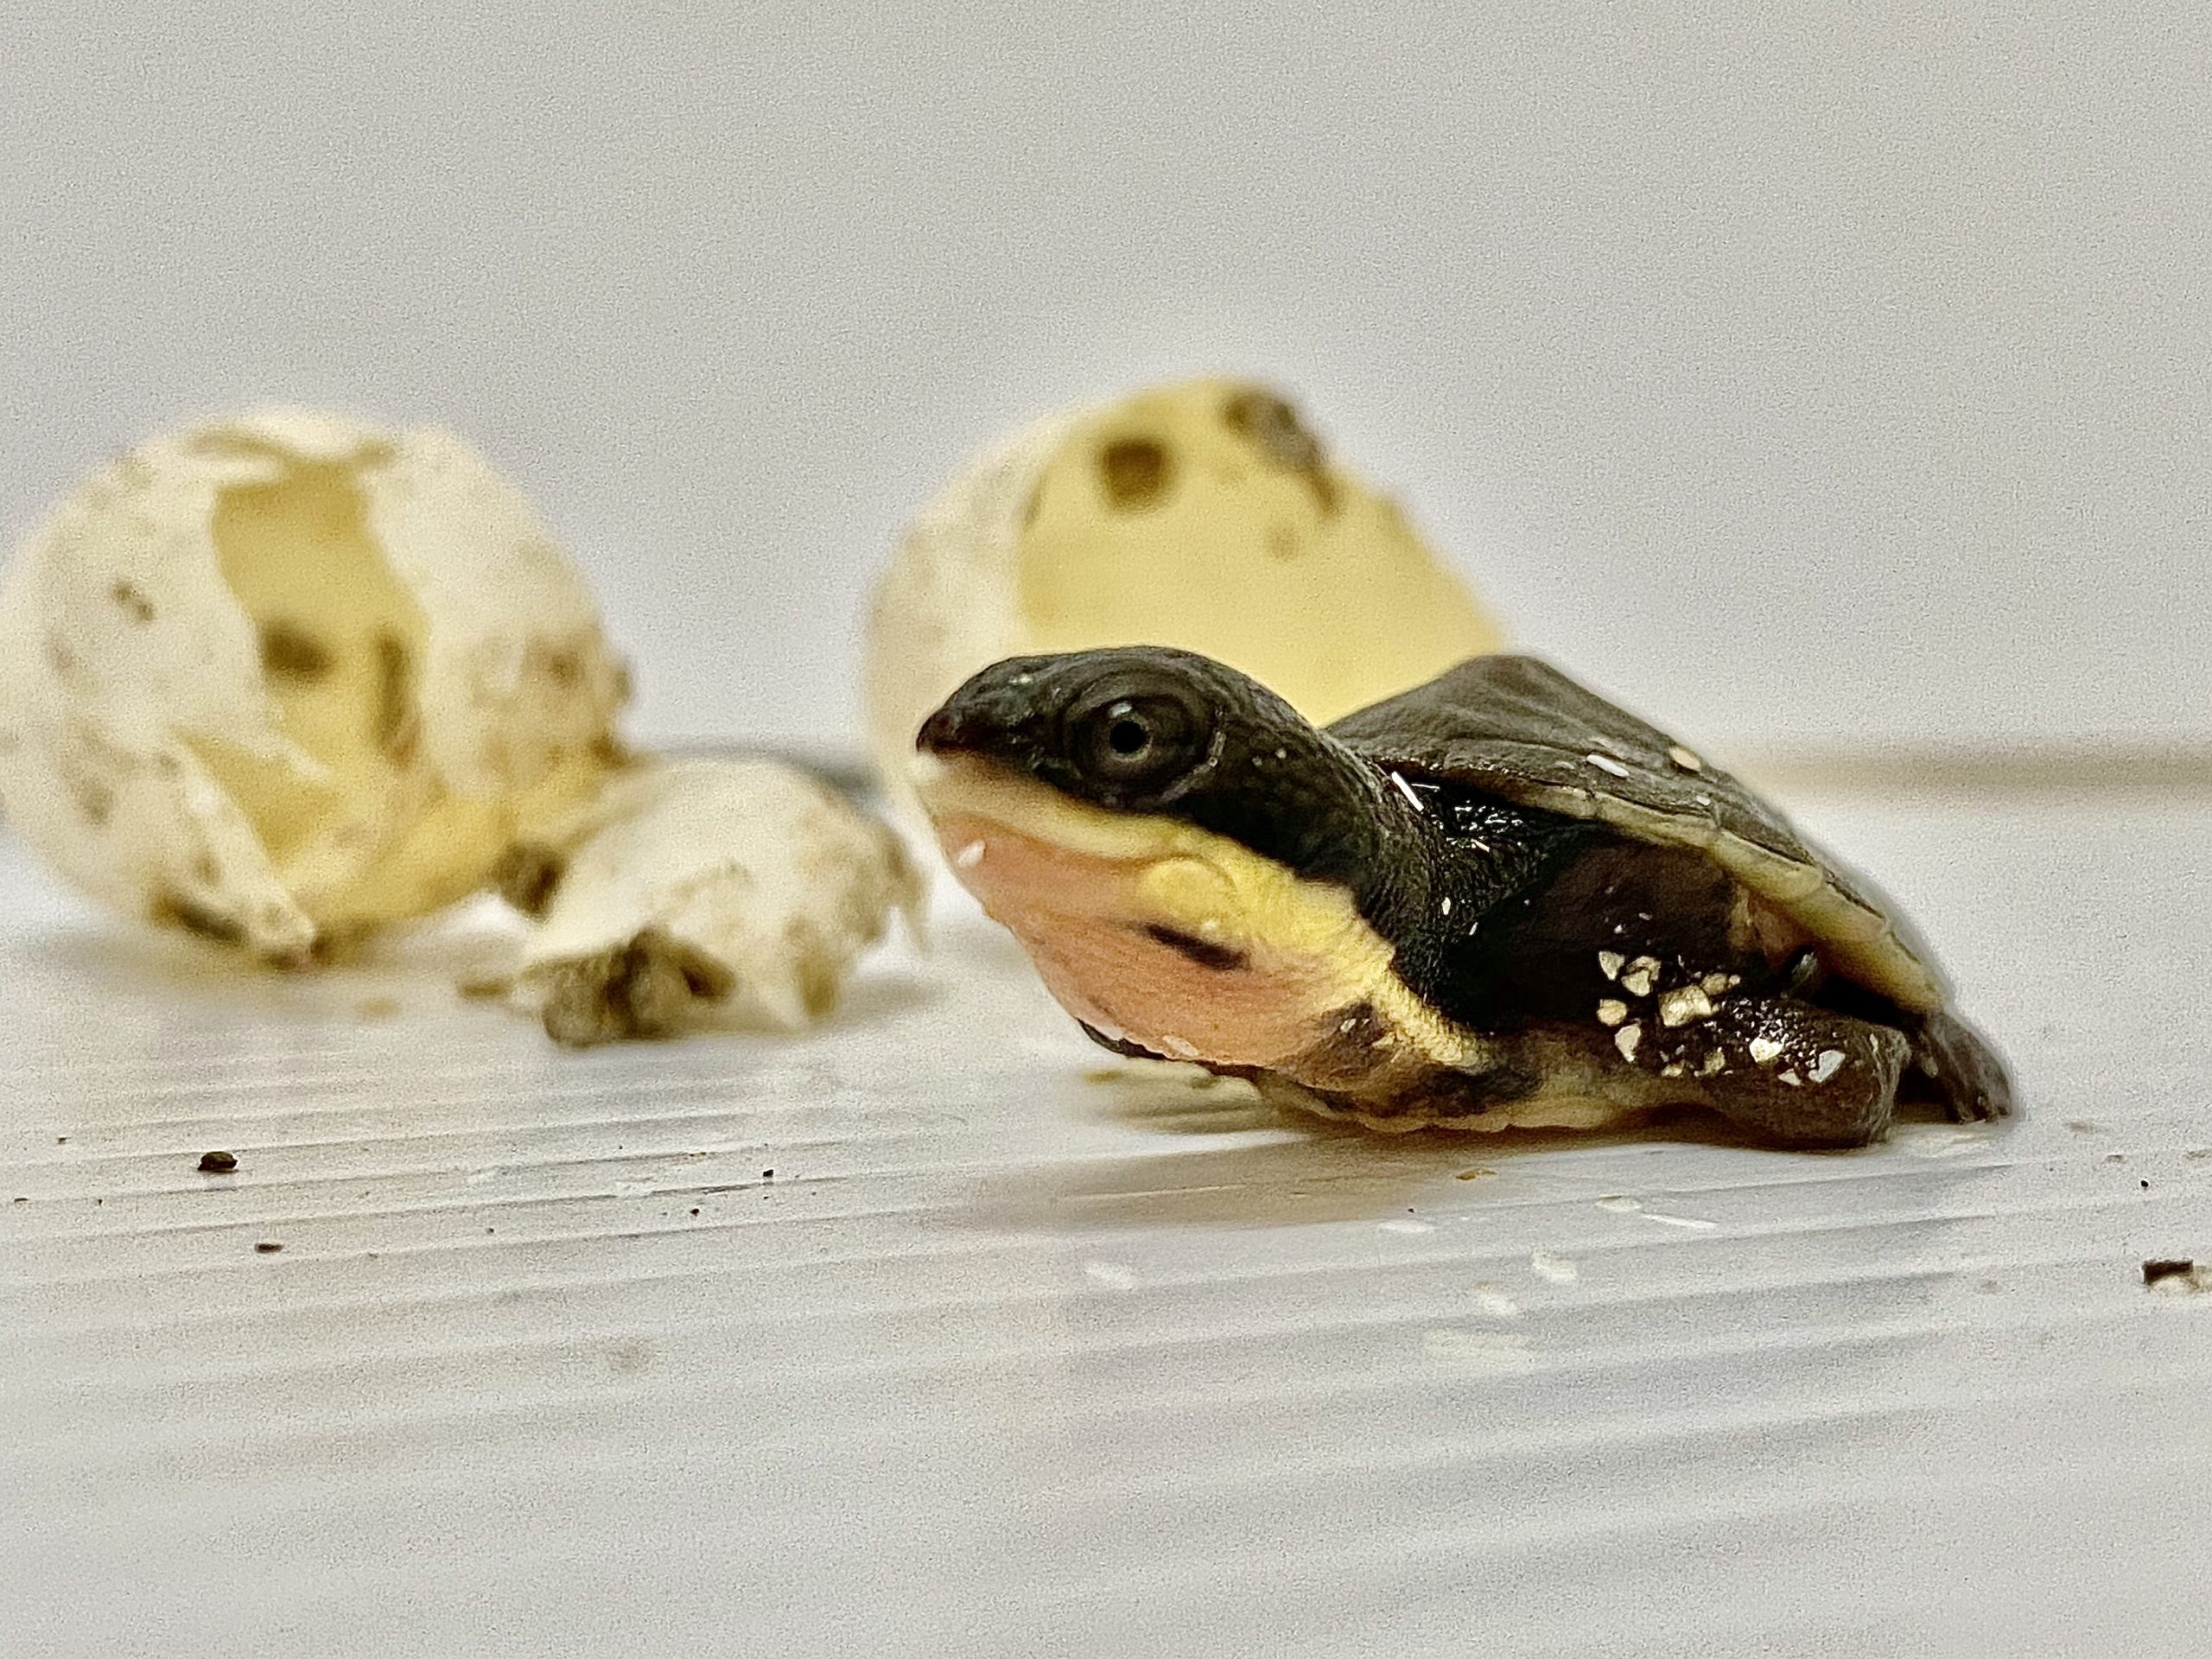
254 1241 283 1254
197 1149 238 1173
690 1207 701 1217
2144 1260 2196 1287
55 1135 67 1144
762 1168 774 1180
2141 1179 2151 1190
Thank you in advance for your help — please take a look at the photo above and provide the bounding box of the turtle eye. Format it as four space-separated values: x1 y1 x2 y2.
1067 688 1210 791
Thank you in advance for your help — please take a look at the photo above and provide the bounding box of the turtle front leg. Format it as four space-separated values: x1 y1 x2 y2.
1680 996 1910 1148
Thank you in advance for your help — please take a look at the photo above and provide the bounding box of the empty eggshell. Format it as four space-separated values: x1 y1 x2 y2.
864 378 1504 819
510 756 924 1046
0 409 627 961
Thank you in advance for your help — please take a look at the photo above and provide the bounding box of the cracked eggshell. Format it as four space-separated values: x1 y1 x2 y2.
864 377 1504 820
512 757 923 1044
0 409 628 960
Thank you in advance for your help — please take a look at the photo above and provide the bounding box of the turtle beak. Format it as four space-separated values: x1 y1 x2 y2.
915 661 1058 766
915 702 974 755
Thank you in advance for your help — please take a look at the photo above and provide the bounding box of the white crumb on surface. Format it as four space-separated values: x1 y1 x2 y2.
1891 1124 1995 1159
1421 1330 1535 1369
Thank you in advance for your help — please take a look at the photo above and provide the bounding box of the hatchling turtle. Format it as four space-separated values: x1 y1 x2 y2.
912 646 2011 1148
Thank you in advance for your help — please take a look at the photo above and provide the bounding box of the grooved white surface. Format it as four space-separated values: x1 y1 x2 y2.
3 793 2209 1658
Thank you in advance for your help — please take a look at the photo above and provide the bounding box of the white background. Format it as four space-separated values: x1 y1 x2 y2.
4 3 2207 752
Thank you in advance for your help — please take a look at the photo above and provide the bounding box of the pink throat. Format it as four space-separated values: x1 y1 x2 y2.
931 812 1341 1070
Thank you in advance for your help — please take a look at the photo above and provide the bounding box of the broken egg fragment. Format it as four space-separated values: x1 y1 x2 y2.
0 409 626 960
864 377 1503 812
509 757 923 1046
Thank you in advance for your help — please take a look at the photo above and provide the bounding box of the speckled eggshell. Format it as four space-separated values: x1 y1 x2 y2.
862 378 1503 833
512 757 923 1041
0 409 628 960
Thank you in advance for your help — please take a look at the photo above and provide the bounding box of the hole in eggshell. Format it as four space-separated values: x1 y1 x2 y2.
191 460 433 874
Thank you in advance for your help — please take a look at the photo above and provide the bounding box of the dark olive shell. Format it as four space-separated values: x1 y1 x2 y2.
1328 655 1948 1011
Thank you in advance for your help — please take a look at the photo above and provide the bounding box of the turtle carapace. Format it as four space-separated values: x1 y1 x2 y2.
913 647 2011 1148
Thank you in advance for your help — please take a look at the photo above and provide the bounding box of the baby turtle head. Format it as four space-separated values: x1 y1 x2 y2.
917 646 1384 884
914 646 1431 1075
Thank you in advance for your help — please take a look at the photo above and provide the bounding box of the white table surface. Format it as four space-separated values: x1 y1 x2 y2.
3 787 2209 1658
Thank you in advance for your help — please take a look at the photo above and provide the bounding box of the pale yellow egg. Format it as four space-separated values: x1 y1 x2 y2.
865 378 1503 817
